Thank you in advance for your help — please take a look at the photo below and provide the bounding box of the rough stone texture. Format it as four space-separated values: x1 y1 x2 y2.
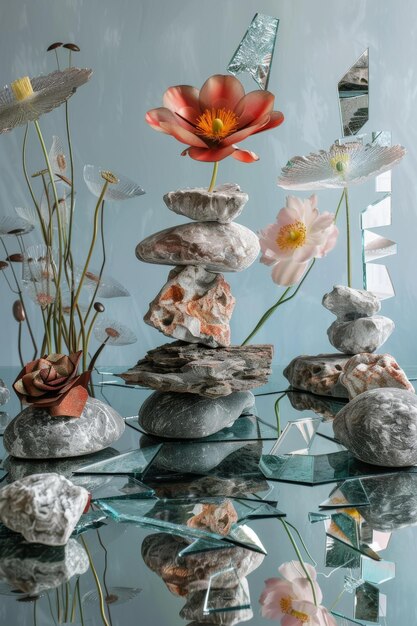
163 184 249 224
334 388 417 466
287 391 347 420
150 473 268 500
181 584 252 624
283 354 351 398
327 316 395 354
121 342 273 398
0 379 9 406
340 353 415 399
144 266 235 348
136 221 260 273
0 536 89 595
0 473 89 545
322 285 381 318
4 397 125 459
139 390 255 439
360 474 417 531
150 440 255 474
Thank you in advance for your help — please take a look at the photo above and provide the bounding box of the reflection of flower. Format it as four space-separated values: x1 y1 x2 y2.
259 561 336 625
83 165 145 201
146 74 284 162
0 68 92 134
25 279 56 309
13 351 90 418
186 499 238 536
259 195 338 285
93 318 137 346
278 142 405 190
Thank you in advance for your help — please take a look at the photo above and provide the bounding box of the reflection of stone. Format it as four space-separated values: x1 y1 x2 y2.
136 222 260 273
327 316 394 355
121 342 273 398
163 184 249 224
360 474 417 531
0 535 88 595
180 582 252 624
187 500 238 536
284 354 350 398
334 388 417 466
287 391 347 420
139 390 255 439
0 473 89 545
340 353 414 399
150 475 268 499
144 266 235 348
4 397 125 459
0 380 10 406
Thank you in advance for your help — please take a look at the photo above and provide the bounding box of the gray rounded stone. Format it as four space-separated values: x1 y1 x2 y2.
163 184 249 223
139 390 255 439
136 221 260 273
4 397 125 459
322 285 381 318
334 388 417 466
327 315 394 354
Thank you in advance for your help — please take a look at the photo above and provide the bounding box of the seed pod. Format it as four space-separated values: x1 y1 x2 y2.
6 253 24 263
105 327 120 339
0 261 8 270
63 43 80 52
94 302 105 313
47 42 63 51
13 300 25 322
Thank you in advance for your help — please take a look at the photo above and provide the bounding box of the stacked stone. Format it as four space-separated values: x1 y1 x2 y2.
122 183 273 439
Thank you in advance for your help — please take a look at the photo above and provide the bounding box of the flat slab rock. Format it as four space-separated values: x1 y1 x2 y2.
284 354 351 398
139 390 255 439
120 341 273 398
334 388 417 467
340 352 414 399
136 221 260 273
163 183 249 223
144 266 235 348
4 397 125 459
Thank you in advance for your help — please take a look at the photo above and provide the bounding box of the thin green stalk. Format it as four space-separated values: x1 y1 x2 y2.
279 518 318 606
334 188 346 223
54 49 60 70
241 258 316 345
345 186 352 287
64 581 70 622
46 591 57 626
76 576 85 626
83 310 100 369
330 587 346 611
83 200 106 324
22 124 49 244
70 579 79 622
208 161 219 192
274 393 286 436
285 520 317 566
65 97 77 350
80 536 110 626
33 599 37 626
55 588 61 623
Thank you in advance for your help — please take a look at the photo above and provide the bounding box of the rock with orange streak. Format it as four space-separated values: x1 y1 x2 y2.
340 353 415 399
144 266 235 348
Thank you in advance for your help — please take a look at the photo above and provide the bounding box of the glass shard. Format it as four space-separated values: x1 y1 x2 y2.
227 13 279 89
326 535 361 569
361 194 392 230
308 512 330 523
74 445 161 477
363 231 396 263
71 510 107 536
355 581 379 622
325 513 381 561
320 480 370 509
338 49 369 136
203 569 251 614
72 475 155 500
83 164 145 201
270 417 322 455
364 263 395 299
360 557 395 585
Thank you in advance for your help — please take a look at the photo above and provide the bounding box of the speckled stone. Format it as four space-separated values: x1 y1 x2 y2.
327 316 395 354
4 397 125 459
283 354 350 398
0 536 89 595
0 379 10 406
334 388 417 466
136 221 260 273
163 184 249 223
360 474 417 531
0 473 89 545
139 390 255 439
340 353 414 399
144 266 235 348
322 285 381 318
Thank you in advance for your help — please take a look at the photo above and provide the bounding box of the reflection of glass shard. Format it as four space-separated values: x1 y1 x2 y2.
203 569 251 614
361 194 391 229
364 263 395 300
355 581 379 622
308 512 330 523
361 556 395 585
320 479 370 509
227 13 279 90
74 445 162 477
270 418 321 456
338 49 369 136
72 475 154 500
363 231 396 263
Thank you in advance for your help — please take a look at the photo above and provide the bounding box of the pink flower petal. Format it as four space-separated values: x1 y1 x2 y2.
235 90 275 126
231 147 259 162
292 243 318 263
276 205 302 229
271 259 309 285
199 74 245 111
222 114 270 147
252 109 284 134
185 145 236 162
146 108 207 147
162 85 201 122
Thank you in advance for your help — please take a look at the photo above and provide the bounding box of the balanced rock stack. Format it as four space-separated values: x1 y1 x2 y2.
121 184 273 439
284 284 412 399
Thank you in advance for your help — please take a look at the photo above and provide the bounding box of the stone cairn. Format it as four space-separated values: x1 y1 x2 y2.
121 184 273 439
284 284 413 400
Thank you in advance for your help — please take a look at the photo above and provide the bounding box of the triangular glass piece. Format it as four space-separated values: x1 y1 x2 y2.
72 511 107 536
73 475 155 500
308 512 330 523
320 479 370 509
361 194 391 229
332 611 374 625
270 418 322 456
325 514 381 561
355 581 380 622
363 231 396 262
73 445 161 477
364 263 395 300
179 526 266 557
227 13 279 89
360 556 395 585
203 569 251 614
326 535 361 569
338 49 369 136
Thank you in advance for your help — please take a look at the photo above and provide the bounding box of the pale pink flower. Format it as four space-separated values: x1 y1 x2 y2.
259 195 338 286
259 561 337 626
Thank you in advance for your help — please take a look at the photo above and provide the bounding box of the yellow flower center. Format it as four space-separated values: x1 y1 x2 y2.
100 170 119 184
196 108 239 141
280 597 309 623
329 152 350 174
276 220 307 251
11 76 34 101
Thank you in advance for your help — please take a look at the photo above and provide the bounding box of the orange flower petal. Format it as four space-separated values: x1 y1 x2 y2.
199 74 245 111
231 147 259 163
185 145 236 162
163 85 201 122
235 90 275 127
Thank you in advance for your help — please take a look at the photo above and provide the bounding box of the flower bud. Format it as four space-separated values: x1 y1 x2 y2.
13 300 25 322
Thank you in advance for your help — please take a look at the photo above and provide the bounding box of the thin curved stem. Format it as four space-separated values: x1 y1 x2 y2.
279 518 318 607
76 577 85 626
345 186 352 287
80 536 110 626
22 124 48 244
334 188 346 223
274 393 287 436
208 161 219 192
84 200 106 324
284 520 317 566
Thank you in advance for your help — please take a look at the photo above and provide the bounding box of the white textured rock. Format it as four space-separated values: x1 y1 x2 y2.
4 396 125 459
0 379 9 406
136 221 260 273
163 184 249 223
327 315 394 354
0 473 89 545
340 353 415 399
334 388 417 466
323 285 381 318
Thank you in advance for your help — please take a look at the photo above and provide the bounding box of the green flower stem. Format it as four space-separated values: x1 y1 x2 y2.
345 186 352 288
208 161 219 193
22 125 49 245
76 577 86 626
64 581 70 622
84 310 100 369
333 188 346 223
279 518 318 607
46 592 57 626
274 393 286 436
241 258 316 346
65 97 77 349
40 173 53 246
55 588 61 623
80 536 110 626
284 520 317 566
330 587 346 611
83 200 106 324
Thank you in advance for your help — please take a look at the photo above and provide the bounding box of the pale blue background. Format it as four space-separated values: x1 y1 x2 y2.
0 0 415 370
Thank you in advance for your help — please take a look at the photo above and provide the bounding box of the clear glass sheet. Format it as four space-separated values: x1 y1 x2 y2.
320 480 370 509
361 194 392 229
364 262 395 299
338 50 369 136
355 581 380 622
227 13 279 89
309 512 331 523
0 413 11 436
325 513 382 561
73 445 161 477
72 475 155 500
203 569 251 613
270 418 322 455
363 231 396 263
178 526 267 556
71 510 107 536
361 556 395 585
326 535 361 569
